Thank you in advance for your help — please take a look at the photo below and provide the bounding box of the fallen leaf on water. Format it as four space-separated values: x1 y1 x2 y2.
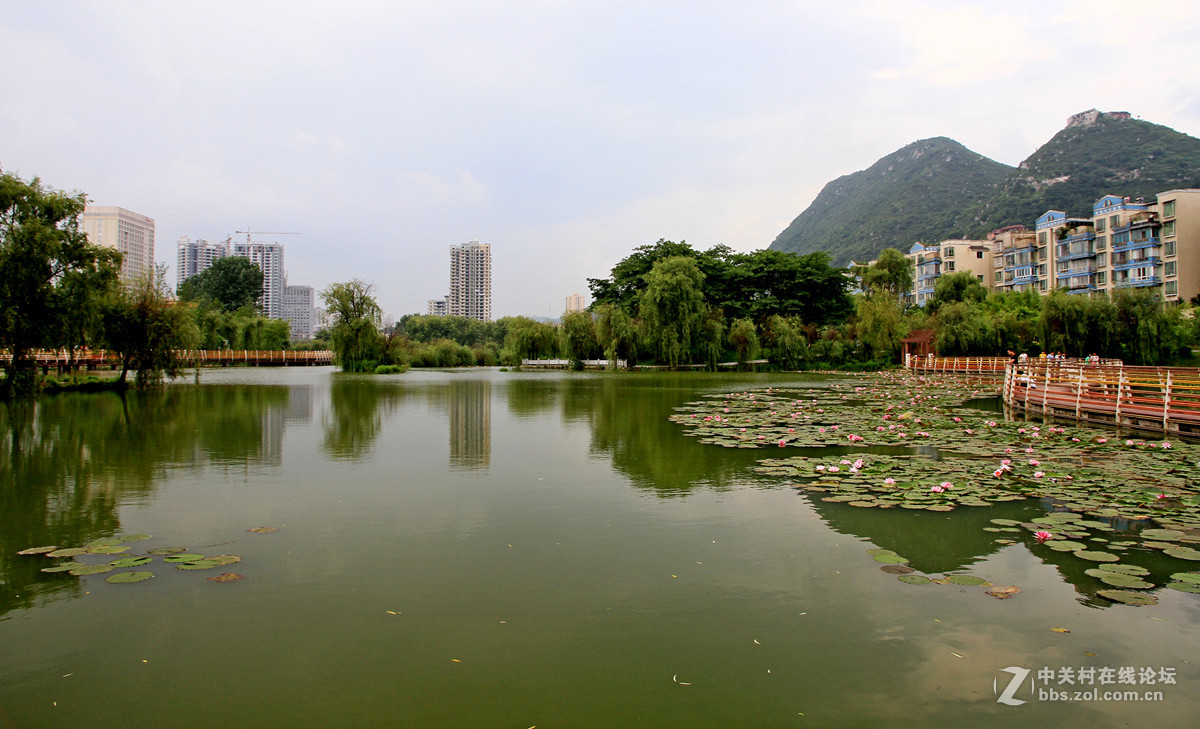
1051 627 1071 633
950 652 964 658
206 572 244 583
985 585 1022 599
247 527 277 533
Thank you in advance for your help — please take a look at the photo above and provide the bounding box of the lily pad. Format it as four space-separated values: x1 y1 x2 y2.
41 561 86 573
147 547 186 556
207 572 245 583
87 545 129 555
118 534 152 542
1075 551 1120 562
1097 590 1158 606
897 574 932 585
209 555 243 566
880 564 914 574
69 563 114 576
1164 546 1200 561
162 554 206 563
175 560 221 570
85 537 123 548
985 585 1021 599
873 554 909 564
1098 563 1150 576
1166 581 1200 593
46 547 88 558
1169 571 1200 584
16 546 59 555
945 574 992 586
109 556 154 568
105 571 154 584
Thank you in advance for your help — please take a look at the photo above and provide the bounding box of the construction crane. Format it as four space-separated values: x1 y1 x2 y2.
234 229 300 244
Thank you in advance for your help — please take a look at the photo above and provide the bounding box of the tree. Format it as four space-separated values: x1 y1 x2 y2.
178 255 264 312
928 272 988 312
0 172 120 397
593 303 638 367
856 293 907 361
638 256 707 368
727 318 760 368
935 301 989 356
765 315 807 370
862 248 913 298
560 311 600 365
321 280 384 371
103 266 199 387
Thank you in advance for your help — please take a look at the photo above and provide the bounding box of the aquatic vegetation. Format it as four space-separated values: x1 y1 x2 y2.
672 372 1200 606
15 533 245 590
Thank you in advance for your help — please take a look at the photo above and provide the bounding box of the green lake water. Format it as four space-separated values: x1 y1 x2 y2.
1 368 1197 728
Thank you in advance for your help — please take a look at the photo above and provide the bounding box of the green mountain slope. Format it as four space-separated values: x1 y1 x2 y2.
770 138 1013 265
974 111 1200 230
771 111 1200 265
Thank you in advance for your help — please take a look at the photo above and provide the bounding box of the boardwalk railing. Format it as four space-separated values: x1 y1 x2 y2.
905 354 1010 375
0 349 334 369
521 358 627 369
1003 360 1200 434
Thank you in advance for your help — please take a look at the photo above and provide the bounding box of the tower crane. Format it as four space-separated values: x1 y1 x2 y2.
234 229 300 244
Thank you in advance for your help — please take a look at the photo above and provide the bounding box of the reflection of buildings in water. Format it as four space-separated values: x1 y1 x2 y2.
286 386 314 423
261 387 316 466
448 380 491 470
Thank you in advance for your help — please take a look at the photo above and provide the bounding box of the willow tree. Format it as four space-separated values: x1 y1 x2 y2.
321 279 384 372
638 256 706 368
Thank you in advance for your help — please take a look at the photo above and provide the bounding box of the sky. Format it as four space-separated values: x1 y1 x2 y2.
4 0 1200 321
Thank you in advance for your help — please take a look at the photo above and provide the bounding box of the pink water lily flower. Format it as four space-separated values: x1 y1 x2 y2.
1028 459 1039 466
930 485 946 493
1035 531 1052 542
883 478 896 485
1033 471 1045 478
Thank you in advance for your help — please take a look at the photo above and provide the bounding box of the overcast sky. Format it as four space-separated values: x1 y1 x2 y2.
4 1 1200 320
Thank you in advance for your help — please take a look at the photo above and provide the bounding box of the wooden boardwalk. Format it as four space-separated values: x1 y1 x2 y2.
2 349 334 371
1003 360 1200 434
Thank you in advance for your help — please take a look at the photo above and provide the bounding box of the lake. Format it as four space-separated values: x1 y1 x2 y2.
1 367 1197 728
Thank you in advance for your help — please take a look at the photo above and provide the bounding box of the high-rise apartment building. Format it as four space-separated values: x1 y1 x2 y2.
449 240 491 321
903 239 993 306
176 236 231 288
79 206 156 282
427 297 449 316
565 293 586 313
282 284 316 340
232 242 286 319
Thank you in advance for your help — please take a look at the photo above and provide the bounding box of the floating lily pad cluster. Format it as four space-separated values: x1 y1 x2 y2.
672 372 1200 605
16 534 243 585
867 548 1013 593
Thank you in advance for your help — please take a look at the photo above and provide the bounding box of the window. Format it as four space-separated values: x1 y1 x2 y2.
945 247 955 257
1166 261 1177 277
946 261 955 271
1038 232 1047 246
994 271 1003 282
1096 235 1106 250
1095 218 1107 232
976 250 984 259
1096 252 1106 266
977 275 985 283
1111 215 1120 228
1039 280 1048 291
1163 200 1176 217
1096 271 1107 285
1166 281 1178 296
1038 247 1047 261
1163 220 1176 237
1038 264 1047 276
1166 240 1177 256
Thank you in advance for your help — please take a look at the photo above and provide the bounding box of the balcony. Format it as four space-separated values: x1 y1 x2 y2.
1112 254 1161 272
1113 275 1162 289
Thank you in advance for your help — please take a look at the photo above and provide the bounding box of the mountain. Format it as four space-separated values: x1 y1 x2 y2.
973 110 1200 231
770 111 1200 265
769 137 1013 265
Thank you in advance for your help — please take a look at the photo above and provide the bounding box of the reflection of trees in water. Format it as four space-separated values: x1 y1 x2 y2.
810 496 1044 574
0 385 293 618
504 378 560 418
322 379 405 460
559 375 754 496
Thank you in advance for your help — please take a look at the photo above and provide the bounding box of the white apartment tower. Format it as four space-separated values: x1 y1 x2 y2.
79 206 156 282
282 284 316 340
176 236 231 288
565 293 586 313
449 240 491 321
232 242 286 319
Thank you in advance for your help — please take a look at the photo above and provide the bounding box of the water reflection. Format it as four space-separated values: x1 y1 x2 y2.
0 386 292 618
447 379 490 470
